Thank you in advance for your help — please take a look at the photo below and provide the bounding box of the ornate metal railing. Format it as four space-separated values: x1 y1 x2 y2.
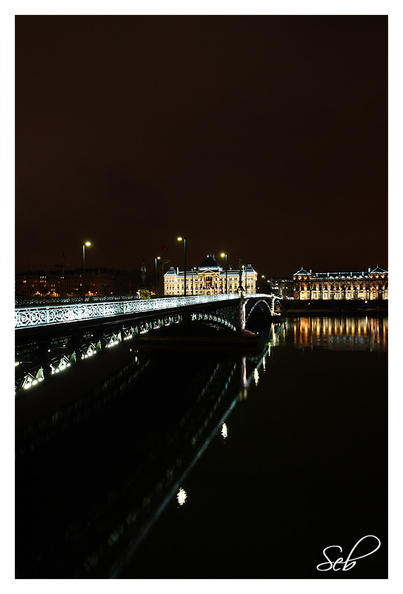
15 294 250 330
15 295 142 307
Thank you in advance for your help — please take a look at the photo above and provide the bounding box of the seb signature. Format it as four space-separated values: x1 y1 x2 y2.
317 535 381 572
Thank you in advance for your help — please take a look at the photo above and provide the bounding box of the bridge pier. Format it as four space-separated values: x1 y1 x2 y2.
237 298 246 333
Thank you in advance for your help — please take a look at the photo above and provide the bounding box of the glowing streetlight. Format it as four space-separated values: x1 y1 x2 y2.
154 256 161 296
261 274 266 293
177 236 187 296
220 252 229 294
192 266 197 295
82 241 92 297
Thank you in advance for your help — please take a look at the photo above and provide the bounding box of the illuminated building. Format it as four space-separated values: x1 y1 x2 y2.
293 267 388 300
270 278 294 299
164 255 258 296
15 269 137 297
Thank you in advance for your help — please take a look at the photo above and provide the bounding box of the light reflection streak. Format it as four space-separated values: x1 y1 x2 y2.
242 356 248 388
111 347 274 576
287 316 387 351
236 339 272 401
177 488 187 506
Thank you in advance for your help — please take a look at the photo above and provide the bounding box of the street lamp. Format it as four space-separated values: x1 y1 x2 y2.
154 256 161 297
177 236 187 296
238 256 245 295
220 252 228 294
82 241 91 297
192 266 198 295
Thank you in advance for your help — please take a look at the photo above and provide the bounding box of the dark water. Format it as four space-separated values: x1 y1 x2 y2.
15 316 388 579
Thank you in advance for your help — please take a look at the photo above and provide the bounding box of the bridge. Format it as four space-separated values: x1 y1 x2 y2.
15 293 281 393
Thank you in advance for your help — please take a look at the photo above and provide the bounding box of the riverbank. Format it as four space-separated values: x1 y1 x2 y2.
280 299 388 315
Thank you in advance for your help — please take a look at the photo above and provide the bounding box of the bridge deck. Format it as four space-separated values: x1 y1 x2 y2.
15 294 275 330
15 295 240 330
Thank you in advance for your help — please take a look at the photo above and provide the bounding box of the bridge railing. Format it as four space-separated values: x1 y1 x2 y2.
14 294 252 330
15 294 142 307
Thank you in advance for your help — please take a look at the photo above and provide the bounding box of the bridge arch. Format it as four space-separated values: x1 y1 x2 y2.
244 296 276 323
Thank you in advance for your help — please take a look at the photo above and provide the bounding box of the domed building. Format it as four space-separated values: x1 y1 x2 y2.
164 255 258 296
198 255 221 271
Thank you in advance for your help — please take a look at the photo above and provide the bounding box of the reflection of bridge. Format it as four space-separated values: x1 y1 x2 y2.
15 294 281 393
15 327 275 578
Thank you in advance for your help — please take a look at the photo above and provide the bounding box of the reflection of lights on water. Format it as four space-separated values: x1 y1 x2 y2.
242 357 247 388
177 488 187 506
262 357 266 372
239 388 248 401
221 423 228 439
253 368 260 386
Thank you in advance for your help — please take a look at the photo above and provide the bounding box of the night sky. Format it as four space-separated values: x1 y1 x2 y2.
15 15 388 278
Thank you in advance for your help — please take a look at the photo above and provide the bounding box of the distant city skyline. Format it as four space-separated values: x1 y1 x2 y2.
15 15 388 278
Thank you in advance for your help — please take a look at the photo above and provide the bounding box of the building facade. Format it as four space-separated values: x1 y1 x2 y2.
293 267 388 300
15 268 138 298
164 255 258 296
270 278 294 299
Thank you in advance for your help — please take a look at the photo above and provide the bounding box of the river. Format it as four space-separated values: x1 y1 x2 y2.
15 315 388 579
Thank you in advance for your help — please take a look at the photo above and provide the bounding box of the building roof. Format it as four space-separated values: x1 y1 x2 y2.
293 268 311 276
165 266 178 275
293 267 388 279
198 255 221 271
312 271 369 279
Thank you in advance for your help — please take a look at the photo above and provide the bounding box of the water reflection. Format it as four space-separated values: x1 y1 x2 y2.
16 316 386 578
16 335 272 579
121 316 387 579
276 316 387 351
221 422 228 439
176 488 187 506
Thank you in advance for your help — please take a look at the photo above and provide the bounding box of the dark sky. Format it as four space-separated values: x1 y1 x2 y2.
15 15 388 278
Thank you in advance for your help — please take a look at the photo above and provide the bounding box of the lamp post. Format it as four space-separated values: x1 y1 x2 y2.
82 241 91 298
177 236 187 296
238 256 245 295
192 267 197 295
154 256 161 297
220 252 228 294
